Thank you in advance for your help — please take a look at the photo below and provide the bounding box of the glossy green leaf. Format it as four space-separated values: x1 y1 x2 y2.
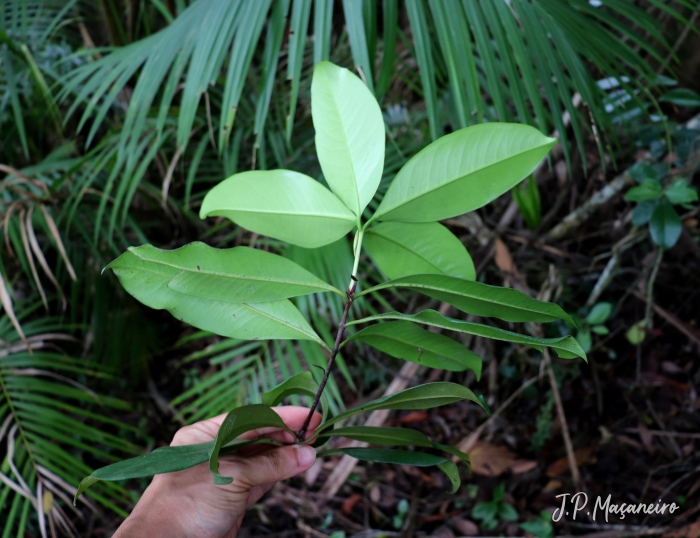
359 274 574 325
346 321 482 377
319 381 488 432
364 222 475 280
665 178 698 205
311 61 384 216
349 310 586 361
261 371 329 423
632 200 658 225
122 243 343 304
209 404 291 484
650 199 682 249
433 442 471 468
370 124 555 223
326 426 432 447
586 302 612 325
660 88 700 107
321 447 460 493
74 436 258 502
200 170 356 248
625 179 663 202
107 250 323 345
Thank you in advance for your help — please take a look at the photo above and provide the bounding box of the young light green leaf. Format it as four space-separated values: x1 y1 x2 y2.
364 222 475 280
319 381 488 432
311 61 385 216
586 302 612 325
261 371 329 423
370 123 556 223
358 274 574 325
107 250 323 345
665 178 698 205
346 321 482 378
124 243 343 303
625 179 663 202
349 310 586 361
209 404 291 484
200 170 356 248
650 199 682 249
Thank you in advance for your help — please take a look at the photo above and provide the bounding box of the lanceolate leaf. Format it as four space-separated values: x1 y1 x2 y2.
209 404 291 484
261 371 330 423
199 170 356 248
108 250 323 345
319 382 488 432
74 437 259 502
124 243 343 303
349 310 587 360
325 426 432 446
370 124 555 223
364 222 475 280
319 447 461 493
311 61 385 216
359 274 574 325
346 321 482 378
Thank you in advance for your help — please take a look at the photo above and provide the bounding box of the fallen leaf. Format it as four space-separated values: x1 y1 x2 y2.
546 447 596 477
430 526 455 538
370 485 381 503
452 518 479 536
543 480 562 492
511 459 538 474
664 522 700 538
468 442 517 476
342 493 362 515
494 238 519 276
637 422 654 453
388 410 429 424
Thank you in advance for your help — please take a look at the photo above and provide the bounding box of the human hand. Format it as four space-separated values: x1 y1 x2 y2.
114 406 320 538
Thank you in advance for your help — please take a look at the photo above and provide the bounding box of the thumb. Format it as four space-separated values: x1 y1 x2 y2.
232 444 316 488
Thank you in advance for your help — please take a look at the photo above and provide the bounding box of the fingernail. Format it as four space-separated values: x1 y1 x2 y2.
296 445 316 467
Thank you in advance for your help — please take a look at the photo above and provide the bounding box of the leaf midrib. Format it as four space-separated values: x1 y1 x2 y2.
377 143 549 218
357 332 466 366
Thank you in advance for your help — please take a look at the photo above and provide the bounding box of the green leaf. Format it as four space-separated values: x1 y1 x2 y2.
107 250 323 345
261 371 329 423
74 436 258 502
498 502 519 521
364 222 475 280
199 170 356 248
650 199 682 249
359 274 574 325
520 518 553 538
432 442 471 470
323 447 460 493
625 179 663 202
629 162 660 183
660 88 700 108
311 61 384 216
632 200 658 225
512 175 542 230
123 243 342 304
75 442 213 501
626 320 646 345
209 404 291 484
493 482 505 501
576 327 592 353
438 460 461 494
346 321 482 377
370 124 555 223
586 302 612 325
325 426 432 446
472 500 498 522
591 325 609 335
319 381 488 432
665 179 698 205
349 310 586 360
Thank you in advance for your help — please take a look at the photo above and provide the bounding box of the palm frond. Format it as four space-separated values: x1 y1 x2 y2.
0 315 139 536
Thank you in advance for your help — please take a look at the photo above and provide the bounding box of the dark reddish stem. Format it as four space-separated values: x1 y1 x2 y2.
296 277 357 442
